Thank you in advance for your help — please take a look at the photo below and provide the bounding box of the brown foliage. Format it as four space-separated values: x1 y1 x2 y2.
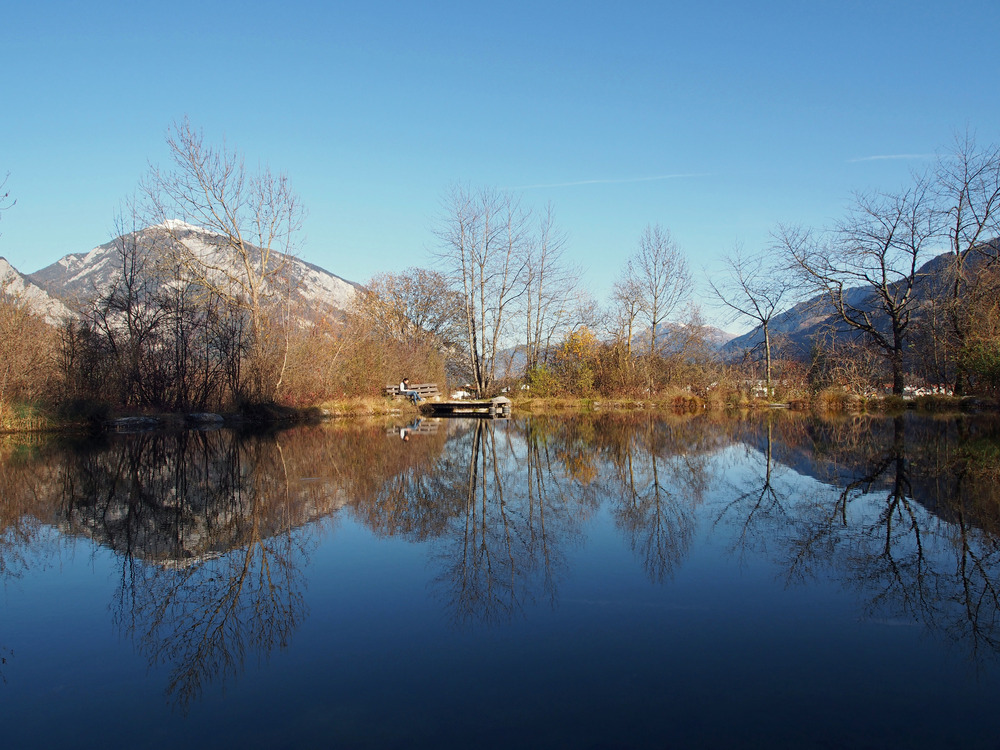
0 289 58 421
277 304 448 403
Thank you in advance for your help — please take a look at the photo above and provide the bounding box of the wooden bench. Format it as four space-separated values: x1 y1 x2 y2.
384 383 441 401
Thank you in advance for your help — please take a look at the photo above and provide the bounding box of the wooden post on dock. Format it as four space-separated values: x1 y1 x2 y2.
489 397 512 418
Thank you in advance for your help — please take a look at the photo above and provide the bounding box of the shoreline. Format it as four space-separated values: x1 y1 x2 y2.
2 392 997 438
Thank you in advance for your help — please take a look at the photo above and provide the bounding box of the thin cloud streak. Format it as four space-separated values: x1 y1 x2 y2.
848 154 936 163
512 173 710 190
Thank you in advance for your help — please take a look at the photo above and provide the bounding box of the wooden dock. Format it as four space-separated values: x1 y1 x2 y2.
423 396 512 418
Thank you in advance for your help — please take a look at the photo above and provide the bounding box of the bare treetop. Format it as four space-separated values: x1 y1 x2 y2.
626 224 691 355
708 243 797 395
779 179 935 395
935 131 1000 257
143 118 304 304
141 118 306 400
434 184 532 396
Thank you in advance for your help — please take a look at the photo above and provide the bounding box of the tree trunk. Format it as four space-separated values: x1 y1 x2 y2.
763 323 772 398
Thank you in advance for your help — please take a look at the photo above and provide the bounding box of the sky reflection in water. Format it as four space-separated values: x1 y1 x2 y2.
1 412 1000 749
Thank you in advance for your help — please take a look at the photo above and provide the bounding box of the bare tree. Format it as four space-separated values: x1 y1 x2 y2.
522 203 579 373
435 185 529 397
610 275 643 359
355 268 465 350
143 118 304 401
625 224 691 355
66 199 242 411
85 204 172 406
708 244 796 397
781 180 935 395
933 132 1000 395
350 267 467 384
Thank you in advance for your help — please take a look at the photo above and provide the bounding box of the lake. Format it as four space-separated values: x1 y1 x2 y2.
2 411 1000 749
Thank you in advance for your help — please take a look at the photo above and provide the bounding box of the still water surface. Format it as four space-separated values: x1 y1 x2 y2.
2 412 1000 748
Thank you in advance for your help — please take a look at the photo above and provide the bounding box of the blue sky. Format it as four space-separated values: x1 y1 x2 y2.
3 1 998 329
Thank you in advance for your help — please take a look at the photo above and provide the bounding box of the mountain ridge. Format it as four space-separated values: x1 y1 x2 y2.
0 256 74 324
23 223 361 317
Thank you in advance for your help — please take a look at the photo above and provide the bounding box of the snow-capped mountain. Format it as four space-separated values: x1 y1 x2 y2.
0 257 74 324
27 222 360 315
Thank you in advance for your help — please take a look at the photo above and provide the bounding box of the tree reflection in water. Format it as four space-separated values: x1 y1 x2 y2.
597 414 720 582
3 411 1000 704
0 436 68 682
55 430 313 708
428 419 589 626
715 415 794 563
717 412 1000 659
423 413 725 623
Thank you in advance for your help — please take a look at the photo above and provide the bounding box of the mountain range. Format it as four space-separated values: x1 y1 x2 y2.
1 222 360 322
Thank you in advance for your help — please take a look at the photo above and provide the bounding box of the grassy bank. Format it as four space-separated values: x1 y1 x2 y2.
313 396 422 418
0 396 421 435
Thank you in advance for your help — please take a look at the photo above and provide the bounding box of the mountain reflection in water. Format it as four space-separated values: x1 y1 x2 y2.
2 412 1000 745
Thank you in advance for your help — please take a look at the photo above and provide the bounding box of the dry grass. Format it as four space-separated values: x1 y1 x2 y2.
811 387 869 414
0 401 55 433
314 395 421 418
